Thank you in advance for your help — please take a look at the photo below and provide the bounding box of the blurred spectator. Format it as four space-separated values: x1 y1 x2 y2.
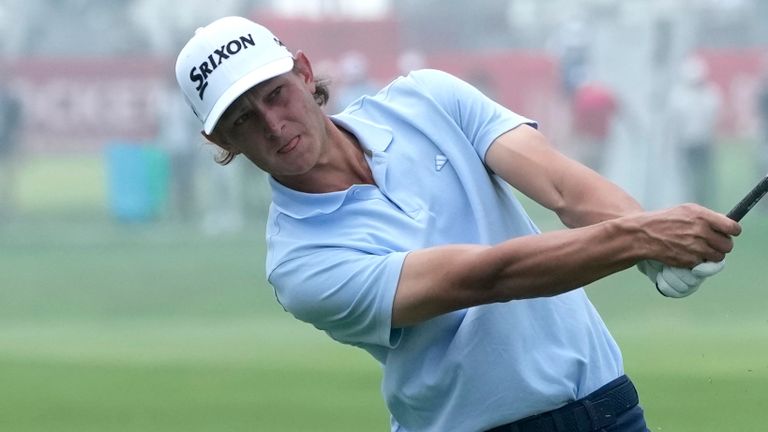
755 57 768 212
756 58 768 184
550 16 590 99
331 51 379 113
0 76 22 220
570 81 618 173
199 155 245 236
156 79 201 222
667 55 722 207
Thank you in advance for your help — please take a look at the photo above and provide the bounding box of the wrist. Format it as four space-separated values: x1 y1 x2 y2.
604 216 652 264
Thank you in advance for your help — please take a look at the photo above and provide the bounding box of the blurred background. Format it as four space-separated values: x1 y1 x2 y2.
1 0 768 430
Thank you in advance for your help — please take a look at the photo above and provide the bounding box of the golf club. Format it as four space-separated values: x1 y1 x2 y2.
726 174 768 222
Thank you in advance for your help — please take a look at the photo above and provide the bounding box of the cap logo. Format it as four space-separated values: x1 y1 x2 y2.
188 33 257 101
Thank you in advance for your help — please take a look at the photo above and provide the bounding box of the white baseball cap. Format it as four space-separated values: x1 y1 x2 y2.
175 16 294 134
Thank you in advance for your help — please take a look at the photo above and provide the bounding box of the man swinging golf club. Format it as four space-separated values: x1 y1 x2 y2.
175 16 741 432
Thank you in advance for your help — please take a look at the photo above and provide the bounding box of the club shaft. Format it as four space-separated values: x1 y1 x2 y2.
726 175 768 222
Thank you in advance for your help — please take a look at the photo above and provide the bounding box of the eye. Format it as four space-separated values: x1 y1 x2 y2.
233 111 253 127
267 85 283 102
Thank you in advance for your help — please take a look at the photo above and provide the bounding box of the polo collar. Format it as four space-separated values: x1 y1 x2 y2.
331 112 393 154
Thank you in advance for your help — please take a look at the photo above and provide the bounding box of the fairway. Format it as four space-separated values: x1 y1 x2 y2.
2 142 767 431
0 319 387 432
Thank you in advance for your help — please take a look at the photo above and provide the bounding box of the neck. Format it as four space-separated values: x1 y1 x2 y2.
335 126 375 183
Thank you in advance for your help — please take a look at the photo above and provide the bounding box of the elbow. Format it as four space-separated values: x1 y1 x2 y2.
465 248 520 304
431 246 510 309
555 211 581 229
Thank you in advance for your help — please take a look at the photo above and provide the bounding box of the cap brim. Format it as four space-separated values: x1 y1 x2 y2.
203 57 295 134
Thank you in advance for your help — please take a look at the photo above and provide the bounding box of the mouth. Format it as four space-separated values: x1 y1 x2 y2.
277 136 300 154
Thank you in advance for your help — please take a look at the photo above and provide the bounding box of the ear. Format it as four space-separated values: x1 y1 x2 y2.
293 51 316 91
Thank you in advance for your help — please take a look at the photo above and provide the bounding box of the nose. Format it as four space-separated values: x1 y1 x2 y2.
262 109 283 138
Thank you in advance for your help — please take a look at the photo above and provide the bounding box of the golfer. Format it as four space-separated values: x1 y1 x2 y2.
175 17 740 432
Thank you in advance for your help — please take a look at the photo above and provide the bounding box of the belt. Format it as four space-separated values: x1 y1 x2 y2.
486 375 639 432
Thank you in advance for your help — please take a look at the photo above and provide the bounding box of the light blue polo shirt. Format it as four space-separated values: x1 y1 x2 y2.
266 69 623 432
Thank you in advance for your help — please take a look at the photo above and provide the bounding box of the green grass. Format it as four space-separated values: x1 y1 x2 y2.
625 329 768 431
1 142 767 431
0 320 386 432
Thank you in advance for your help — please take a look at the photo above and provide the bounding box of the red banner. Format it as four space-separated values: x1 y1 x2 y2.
10 57 172 153
6 47 767 154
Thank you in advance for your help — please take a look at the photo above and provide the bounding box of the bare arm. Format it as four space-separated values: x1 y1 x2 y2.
394 220 639 327
485 124 643 227
391 125 741 327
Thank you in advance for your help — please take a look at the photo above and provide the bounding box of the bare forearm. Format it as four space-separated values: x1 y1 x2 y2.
394 218 640 326
480 219 638 301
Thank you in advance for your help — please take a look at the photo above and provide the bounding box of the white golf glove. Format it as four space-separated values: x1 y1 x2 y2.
636 259 726 298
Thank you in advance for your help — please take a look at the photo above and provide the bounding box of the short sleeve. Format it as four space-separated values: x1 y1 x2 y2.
269 247 408 349
406 69 537 160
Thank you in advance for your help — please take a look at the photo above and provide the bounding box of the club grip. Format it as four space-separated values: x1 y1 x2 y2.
727 175 768 222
